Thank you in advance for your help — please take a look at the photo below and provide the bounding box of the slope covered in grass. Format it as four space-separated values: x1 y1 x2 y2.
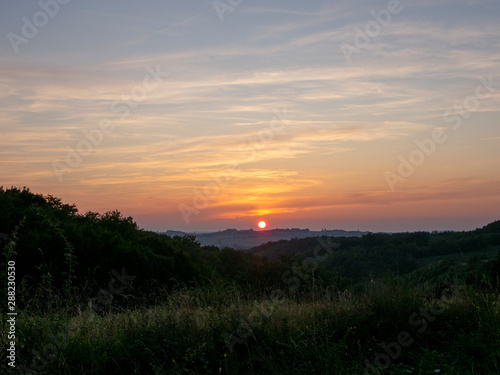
1 187 499 374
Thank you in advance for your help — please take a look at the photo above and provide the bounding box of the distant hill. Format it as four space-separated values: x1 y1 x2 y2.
245 222 500 284
2 187 499 299
162 228 368 249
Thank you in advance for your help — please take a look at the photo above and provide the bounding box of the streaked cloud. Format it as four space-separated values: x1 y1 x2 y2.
1 0 499 231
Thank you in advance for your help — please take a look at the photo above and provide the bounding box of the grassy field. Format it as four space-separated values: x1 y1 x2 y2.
2 189 499 374
6 279 500 375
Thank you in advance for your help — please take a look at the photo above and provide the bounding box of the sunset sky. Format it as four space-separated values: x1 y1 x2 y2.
1 0 499 233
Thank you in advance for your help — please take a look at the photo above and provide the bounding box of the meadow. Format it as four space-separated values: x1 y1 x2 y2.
1 187 499 374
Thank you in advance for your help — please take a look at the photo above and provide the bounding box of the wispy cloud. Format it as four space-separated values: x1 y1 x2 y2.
1 0 499 230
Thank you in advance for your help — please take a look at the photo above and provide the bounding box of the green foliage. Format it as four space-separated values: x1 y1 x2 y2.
11 283 500 374
249 227 500 287
1 187 500 374
0 187 287 312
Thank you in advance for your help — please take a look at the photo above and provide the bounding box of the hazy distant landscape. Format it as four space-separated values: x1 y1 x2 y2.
163 228 368 249
1 187 499 374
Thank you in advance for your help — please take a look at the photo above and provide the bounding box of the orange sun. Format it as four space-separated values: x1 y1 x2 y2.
258 220 267 229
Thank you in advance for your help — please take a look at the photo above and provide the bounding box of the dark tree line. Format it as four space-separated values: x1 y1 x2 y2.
1 186 499 313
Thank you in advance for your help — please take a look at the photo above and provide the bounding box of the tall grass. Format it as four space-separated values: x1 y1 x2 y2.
6 279 499 375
